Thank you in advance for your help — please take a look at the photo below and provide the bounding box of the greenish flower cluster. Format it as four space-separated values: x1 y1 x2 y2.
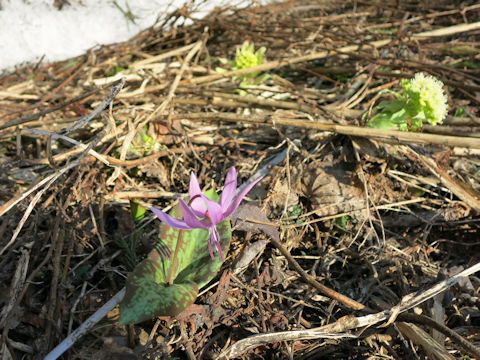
128 126 162 157
216 41 269 89
365 73 448 131
232 41 266 75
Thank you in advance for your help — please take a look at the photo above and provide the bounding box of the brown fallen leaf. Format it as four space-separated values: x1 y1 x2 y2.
230 204 279 272
92 337 139 360
231 203 280 241
292 158 366 218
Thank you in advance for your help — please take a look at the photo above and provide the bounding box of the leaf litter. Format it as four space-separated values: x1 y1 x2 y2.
1 1 480 359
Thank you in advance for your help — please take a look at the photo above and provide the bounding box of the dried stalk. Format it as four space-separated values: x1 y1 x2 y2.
161 112 480 149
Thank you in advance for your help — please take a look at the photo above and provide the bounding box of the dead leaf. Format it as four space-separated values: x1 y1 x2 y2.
293 159 365 218
269 177 299 212
231 203 280 241
154 120 183 145
140 161 170 188
91 338 139 360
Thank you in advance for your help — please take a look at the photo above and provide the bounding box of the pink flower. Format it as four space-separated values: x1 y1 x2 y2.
151 167 263 261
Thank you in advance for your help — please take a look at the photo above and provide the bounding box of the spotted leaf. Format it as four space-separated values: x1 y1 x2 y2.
119 190 231 324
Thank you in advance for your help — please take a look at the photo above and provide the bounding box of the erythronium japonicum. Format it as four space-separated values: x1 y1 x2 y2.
151 167 263 262
119 168 263 324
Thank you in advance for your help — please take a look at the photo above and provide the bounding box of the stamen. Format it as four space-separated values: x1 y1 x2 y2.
210 226 224 262
207 234 214 260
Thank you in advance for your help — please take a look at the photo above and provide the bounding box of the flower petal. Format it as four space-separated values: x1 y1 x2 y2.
201 194 225 225
188 171 207 217
219 167 237 211
188 171 202 198
179 199 210 229
223 175 263 218
150 207 192 230
189 196 207 218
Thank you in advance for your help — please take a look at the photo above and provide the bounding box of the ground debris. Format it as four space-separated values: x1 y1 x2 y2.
0 0 479 359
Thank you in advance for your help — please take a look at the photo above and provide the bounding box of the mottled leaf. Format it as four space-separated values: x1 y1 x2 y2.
119 190 231 324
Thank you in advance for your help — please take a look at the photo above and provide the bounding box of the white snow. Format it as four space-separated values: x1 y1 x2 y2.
0 0 247 73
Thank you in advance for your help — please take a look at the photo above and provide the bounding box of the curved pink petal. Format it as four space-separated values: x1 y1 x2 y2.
179 199 210 229
200 194 225 225
223 175 264 218
188 171 206 217
150 207 192 230
188 171 202 198
189 195 207 218
219 167 237 211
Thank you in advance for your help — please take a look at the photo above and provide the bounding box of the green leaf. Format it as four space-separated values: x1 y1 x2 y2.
439 45 479 56
218 57 231 65
377 89 405 101
119 190 231 324
375 99 405 113
390 108 407 124
366 112 399 130
106 65 126 77
215 67 228 74
454 107 465 117
129 200 146 223
60 60 79 69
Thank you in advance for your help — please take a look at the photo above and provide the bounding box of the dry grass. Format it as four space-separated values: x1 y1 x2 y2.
1 1 480 359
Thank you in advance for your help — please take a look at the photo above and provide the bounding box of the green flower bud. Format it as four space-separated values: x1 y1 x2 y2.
401 73 448 126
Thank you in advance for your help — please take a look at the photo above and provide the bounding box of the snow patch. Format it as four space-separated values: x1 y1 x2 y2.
0 0 244 72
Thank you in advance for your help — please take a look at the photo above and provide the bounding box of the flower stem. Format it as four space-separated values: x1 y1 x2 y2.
167 230 184 285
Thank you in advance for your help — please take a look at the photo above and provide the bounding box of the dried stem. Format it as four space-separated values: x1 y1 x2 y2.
397 313 480 359
269 237 368 311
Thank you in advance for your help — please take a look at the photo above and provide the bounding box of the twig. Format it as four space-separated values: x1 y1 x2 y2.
17 120 128 166
43 288 126 360
158 112 480 149
397 313 480 359
0 88 100 131
198 91 319 113
405 145 480 212
59 78 125 135
218 329 356 359
21 128 111 166
104 190 180 202
0 166 69 255
396 322 455 360
410 21 480 39
268 237 367 311
183 22 480 85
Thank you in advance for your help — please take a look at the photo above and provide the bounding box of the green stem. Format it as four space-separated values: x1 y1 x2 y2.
167 230 184 285
113 0 137 24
